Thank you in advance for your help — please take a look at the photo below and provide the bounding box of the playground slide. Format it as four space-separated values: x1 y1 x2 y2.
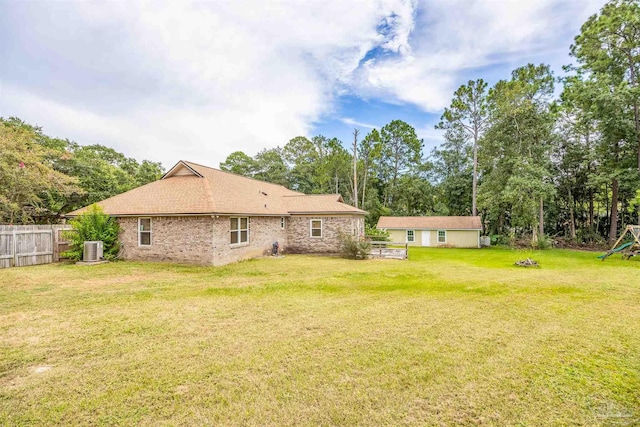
598 242 634 260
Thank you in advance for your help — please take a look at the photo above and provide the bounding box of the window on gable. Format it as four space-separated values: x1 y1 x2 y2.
230 217 249 244
310 219 322 238
438 230 447 243
406 230 415 242
139 218 152 246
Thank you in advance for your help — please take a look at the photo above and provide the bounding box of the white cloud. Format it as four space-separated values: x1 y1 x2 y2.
0 0 607 168
2 85 311 168
353 0 607 111
340 118 378 129
2 0 417 167
377 0 417 54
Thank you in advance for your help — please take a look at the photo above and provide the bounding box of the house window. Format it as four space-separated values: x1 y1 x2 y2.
310 219 322 238
438 230 447 243
406 230 415 242
139 218 152 246
230 217 249 244
280 217 285 229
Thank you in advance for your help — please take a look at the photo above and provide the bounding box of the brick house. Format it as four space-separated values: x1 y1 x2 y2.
67 161 366 265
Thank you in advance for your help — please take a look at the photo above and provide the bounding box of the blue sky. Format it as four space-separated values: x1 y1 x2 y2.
0 0 606 168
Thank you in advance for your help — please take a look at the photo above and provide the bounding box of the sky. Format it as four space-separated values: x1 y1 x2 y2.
0 0 607 169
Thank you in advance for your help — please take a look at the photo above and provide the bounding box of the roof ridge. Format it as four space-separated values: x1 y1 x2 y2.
182 160 303 194
201 174 217 212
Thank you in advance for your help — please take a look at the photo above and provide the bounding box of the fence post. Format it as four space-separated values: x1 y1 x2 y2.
12 227 17 267
52 226 58 262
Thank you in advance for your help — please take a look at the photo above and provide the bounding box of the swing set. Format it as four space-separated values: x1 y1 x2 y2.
598 225 640 260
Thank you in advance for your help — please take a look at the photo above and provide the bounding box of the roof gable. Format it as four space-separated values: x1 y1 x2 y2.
162 161 203 179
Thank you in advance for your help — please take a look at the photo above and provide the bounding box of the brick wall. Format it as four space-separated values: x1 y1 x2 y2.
117 214 362 265
211 216 288 266
118 216 214 265
286 215 365 253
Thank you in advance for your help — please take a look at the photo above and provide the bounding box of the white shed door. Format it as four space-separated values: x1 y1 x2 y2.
421 230 430 247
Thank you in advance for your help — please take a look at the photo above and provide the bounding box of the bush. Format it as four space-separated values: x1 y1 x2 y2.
491 234 511 246
364 224 390 242
339 232 371 260
534 235 553 250
576 229 606 245
63 204 120 261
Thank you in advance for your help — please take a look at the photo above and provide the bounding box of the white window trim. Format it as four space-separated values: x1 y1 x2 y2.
280 217 285 230
138 217 152 247
310 219 323 238
230 216 250 246
406 229 415 243
437 229 447 244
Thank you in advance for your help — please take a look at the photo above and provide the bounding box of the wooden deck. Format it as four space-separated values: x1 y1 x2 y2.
369 241 408 260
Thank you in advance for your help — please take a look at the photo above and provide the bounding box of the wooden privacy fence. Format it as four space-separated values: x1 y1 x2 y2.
0 225 72 269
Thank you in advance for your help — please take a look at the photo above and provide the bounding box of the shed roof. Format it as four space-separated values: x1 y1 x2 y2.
377 216 482 230
67 160 366 217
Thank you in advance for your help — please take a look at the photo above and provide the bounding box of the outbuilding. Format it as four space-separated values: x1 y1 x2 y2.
376 216 482 248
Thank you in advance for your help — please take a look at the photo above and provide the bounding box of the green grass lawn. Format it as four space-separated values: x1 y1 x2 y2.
1 247 639 426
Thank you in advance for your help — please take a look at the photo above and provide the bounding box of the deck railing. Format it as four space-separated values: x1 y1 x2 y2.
368 241 408 260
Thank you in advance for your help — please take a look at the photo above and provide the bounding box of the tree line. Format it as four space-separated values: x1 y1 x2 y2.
221 0 640 246
0 117 163 224
2 0 637 247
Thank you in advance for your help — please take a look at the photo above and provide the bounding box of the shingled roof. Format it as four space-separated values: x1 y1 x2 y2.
377 216 482 230
67 160 366 217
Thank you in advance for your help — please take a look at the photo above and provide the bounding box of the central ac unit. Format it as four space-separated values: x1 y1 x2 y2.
83 241 104 262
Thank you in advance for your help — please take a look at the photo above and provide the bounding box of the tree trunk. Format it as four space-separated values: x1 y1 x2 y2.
391 152 400 207
589 188 594 240
361 167 368 210
472 135 478 216
626 55 640 224
609 178 619 245
621 197 626 231
605 183 610 235
568 188 576 240
539 197 544 241
635 101 640 174
627 56 640 173
352 129 359 209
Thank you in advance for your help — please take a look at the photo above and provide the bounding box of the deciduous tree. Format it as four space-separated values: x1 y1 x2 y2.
0 118 78 223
